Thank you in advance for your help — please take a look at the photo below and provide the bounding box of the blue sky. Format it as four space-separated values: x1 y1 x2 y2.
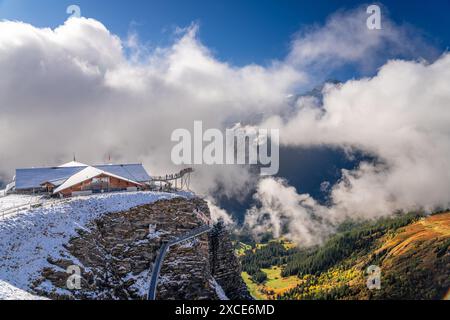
1 0 449 67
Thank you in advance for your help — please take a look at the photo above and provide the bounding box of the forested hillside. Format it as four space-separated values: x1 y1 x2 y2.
237 212 450 300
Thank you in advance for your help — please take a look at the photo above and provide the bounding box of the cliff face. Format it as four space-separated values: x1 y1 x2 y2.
31 197 251 300
210 222 253 300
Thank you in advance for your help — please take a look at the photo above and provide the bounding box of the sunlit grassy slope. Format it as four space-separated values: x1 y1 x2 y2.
241 266 302 300
240 212 450 300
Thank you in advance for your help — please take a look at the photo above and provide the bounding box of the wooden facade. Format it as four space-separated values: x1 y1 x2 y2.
58 174 142 197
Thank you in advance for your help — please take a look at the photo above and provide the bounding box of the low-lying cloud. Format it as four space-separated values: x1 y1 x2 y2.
248 54 450 245
245 177 332 246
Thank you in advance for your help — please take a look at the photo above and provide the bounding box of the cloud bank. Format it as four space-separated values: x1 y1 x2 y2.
248 54 450 245
0 18 297 200
0 7 448 236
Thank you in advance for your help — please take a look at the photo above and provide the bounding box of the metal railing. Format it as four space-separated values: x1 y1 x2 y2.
147 210 212 300
0 197 43 218
151 168 194 182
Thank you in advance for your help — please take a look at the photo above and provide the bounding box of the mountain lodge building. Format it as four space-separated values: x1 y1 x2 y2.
11 161 151 197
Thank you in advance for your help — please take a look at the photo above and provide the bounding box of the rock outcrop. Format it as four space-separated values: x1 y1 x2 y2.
31 196 250 300
209 221 253 300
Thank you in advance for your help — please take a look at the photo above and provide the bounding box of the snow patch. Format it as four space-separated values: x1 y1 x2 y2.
0 280 48 300
0 194 42 213
211 278 229 300
178 238 198 249
125 270 151 297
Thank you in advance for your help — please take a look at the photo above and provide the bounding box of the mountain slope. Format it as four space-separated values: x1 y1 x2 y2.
365 213 450 299
0 192 250 300
240 212 450 300
0 192 182 299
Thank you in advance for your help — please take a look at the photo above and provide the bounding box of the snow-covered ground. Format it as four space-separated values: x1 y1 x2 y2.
0 191 191 300
0 280 48 300
0 194 42 212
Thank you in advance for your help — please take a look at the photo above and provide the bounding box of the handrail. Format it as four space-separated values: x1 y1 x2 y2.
0 196 71 219
151 168 194 182
0 197 42 218
147 223 212 300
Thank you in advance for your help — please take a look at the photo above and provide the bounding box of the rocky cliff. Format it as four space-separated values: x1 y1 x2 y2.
210 222 253 300
31 196 251 300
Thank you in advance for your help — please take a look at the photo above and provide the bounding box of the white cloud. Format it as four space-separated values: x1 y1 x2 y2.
206 199 234 225
288 5 437 76
251 54 450 245
245 177 333 246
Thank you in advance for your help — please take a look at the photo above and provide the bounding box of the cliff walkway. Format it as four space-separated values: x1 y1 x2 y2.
147 213 212 300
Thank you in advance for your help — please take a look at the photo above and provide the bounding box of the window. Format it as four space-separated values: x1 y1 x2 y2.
92 177 110 183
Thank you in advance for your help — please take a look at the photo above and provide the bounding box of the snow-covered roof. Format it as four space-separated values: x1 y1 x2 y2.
16 167 83 190
40 178 67 187
5 181 15 193
58 161 88 168
15 164 151 190
53 166 142 194
95 164 151 182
